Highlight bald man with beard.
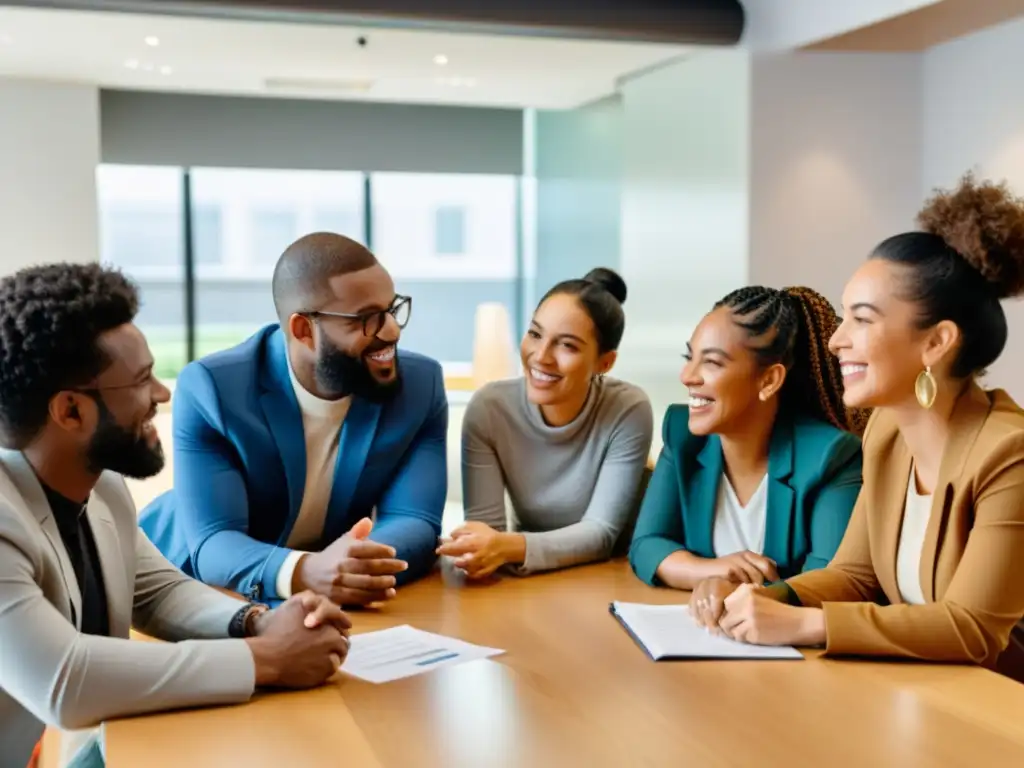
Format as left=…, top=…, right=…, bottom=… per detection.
left=141, top=233, right=448, bottom=608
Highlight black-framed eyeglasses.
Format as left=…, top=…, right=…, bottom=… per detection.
left=303, top=295, right=412, bottom=338
left=71, top=369, right=158, bottom=395
left=73, top=381, right=150, bottom=394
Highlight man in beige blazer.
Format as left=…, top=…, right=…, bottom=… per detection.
left=0, top=263, right=352, bottom=768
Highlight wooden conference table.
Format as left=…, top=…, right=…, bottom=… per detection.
left=106, top=561, right=1024, bottom=767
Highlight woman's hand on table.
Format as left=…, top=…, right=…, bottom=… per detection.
left=711, top=551, right=779, bottom=584
left=689, top=577, right=741, bottom=635
left=436, top=521, right=525, bottom=579
left=718, top=583, right=825, bottom=647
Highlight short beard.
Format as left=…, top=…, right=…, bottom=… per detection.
left=315, top=336, right=402, bottom=403
left=85, top=399, right=165, bottom=479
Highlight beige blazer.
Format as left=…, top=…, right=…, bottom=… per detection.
left=0, top=451, right=256, bottom=768
left=786, top=383, right=1024, bottom=672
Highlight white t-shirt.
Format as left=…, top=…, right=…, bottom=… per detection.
left=274, top=363, right=351, bottom=598
left=712, top=473, right=769, bottom=557
left=896, top=466, right=932, bottom=606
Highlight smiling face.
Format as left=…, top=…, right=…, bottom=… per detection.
left=520, top=292, right=615, bottom=408
left=70, top=323, right=172, bottom=479
left=290, top=263, right=406, bottom=401
left=830, top=258, right=959, bottom=409
left=681, top=306, right=786, bottom=436
left=322, top=264, right=401, bottom=385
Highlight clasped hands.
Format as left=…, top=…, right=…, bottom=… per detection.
left=687, top=552, right=826, bottom=647
left=247, top=590, right=352, bottom=689
left=435, top=521, right=524, bottom=579
left=247, top=517, right=411, bottom=688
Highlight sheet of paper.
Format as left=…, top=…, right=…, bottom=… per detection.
left=342, top=625, right=505, bottom=684
left=612, top=602, right=803, bottom=660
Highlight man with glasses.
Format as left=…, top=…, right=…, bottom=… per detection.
left=0, top=263, right=350, bottom=768
left=141, top=233, right=447, bottom=608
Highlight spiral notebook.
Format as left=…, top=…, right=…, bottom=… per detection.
left=610, top=601, right=803, bottom=661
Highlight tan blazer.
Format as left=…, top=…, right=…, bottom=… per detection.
left=785, top=382, right=1024, bottom=673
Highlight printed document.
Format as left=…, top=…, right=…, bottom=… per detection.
left=342, top=625, right=504, bottom=684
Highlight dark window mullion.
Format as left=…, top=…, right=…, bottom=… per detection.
left=514, top=174, right=525, bottom=339
left=362, top=172, right=373, bottom=249
left=182, top=167, right=197, bottom=363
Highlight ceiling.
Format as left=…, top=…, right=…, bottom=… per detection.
left=0, top=6, right=689, bottom=109
left=805, top=0, right=1024, bottom=51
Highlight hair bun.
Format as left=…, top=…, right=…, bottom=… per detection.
left=583, top=267, right=627, bottom=305
left=917, top=172, right=1024, bottom=299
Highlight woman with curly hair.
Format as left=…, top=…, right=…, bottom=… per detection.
left=629, top=283, right=866, bottom=595
left=700, top=173, right=1024, bottom=681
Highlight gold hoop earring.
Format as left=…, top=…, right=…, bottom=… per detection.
left=915, top=366, right=937, bottom=409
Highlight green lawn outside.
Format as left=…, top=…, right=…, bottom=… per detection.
left=145, top=325, right=257, bottom=380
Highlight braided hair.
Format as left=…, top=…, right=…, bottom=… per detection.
left=714, top=285, right=869, bottom=436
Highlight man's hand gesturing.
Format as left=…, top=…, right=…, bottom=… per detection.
left=293, top=518, right=407, bottom=606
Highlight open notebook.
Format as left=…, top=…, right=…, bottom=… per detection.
left=610, top=601, right=804, bottom=661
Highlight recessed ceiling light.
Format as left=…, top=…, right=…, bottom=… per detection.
left=159, top=65, right=173, bottom=75
left=124, top=58, right=139, bottom=69
left=433, top=54, right=448, bottom=66
left=145, top=36, right=160, bottom=47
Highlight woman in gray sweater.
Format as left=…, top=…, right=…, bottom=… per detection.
left=437, top=268, right=654, bottom=578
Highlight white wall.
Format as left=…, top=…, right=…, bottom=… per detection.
left=923, top=16, right=1024, bottom=400
left=0, top=80, right=100, bottom=273
left=533, top=95, right=623, bottom=303
left=749, top=52, right=922, bottom=307
left=618, top=51, right=751, bottom=428
left=746, top=32, right=1024, bottom=400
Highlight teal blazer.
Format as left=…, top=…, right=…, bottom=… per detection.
left=629, top=405, right=863, bottom=586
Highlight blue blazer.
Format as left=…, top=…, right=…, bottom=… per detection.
left=139, top=325, right=448, bottom=603
left=629, top=405, right=862, bottom=586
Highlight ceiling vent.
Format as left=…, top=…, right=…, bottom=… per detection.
left=263, top=77, right=375, bottom=95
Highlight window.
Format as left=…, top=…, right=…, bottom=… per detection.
left=434, top=206, right=467, bottom=255
left=192, top=204, right=224, bottom=265
left=96, top=165, right=524, bottom=380
left=101, top=203, right=181, bottom=268
left=97, top=165, right=186, bottom=381
left=312, top=208, right=362, bottom=240
left=370, top=173, right=518, bottom=368
left=251, top=209, right=299, bottom=265
left=190, top=168, right=366, bottom=364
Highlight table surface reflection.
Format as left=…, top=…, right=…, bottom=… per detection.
left=106, top=560, right=1024, bottom=767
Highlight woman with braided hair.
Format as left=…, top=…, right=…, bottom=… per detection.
left=704, top=174, right=1024, bottom=681
left=629, top=283, right=865, bottom=603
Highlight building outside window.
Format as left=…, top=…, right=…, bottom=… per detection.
left=434, top=205, right=467, bottom=255
left=97, top=165, right=519, bottom=381
left=97, top=165, right=186, bottom=379
left=370, top=172, right=518, bottom=370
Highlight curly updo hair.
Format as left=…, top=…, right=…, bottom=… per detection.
left=716, top=285, right=869, bottom=436
left=873, top=172, right=1024, bottom=378
left=540, top=267, right=628, bottom=355
left=0, top=262, right=139, bottom=449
